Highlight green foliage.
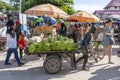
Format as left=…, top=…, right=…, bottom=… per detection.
left=10, top=0, right=20, bottom=11
left=51, top=41, right=64, bottom=51
left=28, top=36, right=78, bottom=54
left=28, top=42, right=38, bottom=53
left=65, top=43, right=78, bottom=51
left=0, top=0, right=15, bottom=12
left=41, top=42, right=51, bottom=52
left=11, top=0, right=19, bottom=2
left=34, top=42, right=43, bottom=53
left=60, top=5, right=75, bottom=15
left=10, top=0, right=75, bottom=15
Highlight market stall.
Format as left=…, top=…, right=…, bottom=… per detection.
left=25, top=3, right=69, bottom=18
left=67, top=11, right=101, bottom=22
left=23, top=4, right=99, bottom=74
left=0, top=14, right=7, bottom=19
left=0, top=27, right=7, bottom=50
left=25, top=3, right=69, bottom=36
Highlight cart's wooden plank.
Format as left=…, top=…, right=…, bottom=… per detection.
left=25, top=49, right=92, bottom=55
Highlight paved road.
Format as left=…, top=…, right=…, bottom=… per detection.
left=0, top=44, right=120, bottom=80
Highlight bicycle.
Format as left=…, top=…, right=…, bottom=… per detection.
left=89, top=40, right=105, bottom=62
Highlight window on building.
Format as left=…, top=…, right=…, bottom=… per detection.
left=115, top=7, right=117, bottom=9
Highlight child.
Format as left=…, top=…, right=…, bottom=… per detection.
left=18, top=32, right=26, bottom=59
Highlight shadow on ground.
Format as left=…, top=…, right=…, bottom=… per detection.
left=89, top=66, right=120, bottom=80
left=0, top=61, right=85, bottom=80
left=0, top=55, right=41, bottom=69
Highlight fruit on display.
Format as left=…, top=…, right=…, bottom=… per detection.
left=27, top=35, right=78, bottom=54
left=41, top=42, right=51, bottom=52
left=28, top=42, right=38, bottom=53
left=48, top=36, right=57, bottom=42
left=28, top=42, right=51, bottom=53
left=51, top=41, right=65, bottom=51
left=65, top=43, right=78, bottom=51
left=34, top=42, right=43, bottom=53
left=34, top=26, right=53, bottom=35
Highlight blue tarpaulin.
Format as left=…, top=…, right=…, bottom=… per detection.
left=43, top=16, right=56, bottom=26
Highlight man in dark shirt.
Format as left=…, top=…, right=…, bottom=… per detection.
left=61, top=23, right=67, bottom=36
left=76, top=27, right=96, bottom=71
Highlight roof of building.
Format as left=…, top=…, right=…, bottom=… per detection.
left=95, top=10, right=120, bottom=15
left=94, top=10, right=106, bottom=15
left=104, top=0, right=120, bottom=9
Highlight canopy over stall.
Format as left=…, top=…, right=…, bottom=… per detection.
left=0, top=14, right=7, bottom=19
left=67, top=11, right=101, bottom=22
left=25, top=3, right=69, bottom=18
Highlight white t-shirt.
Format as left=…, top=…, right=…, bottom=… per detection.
left=6, top=33, right=17, bottom=48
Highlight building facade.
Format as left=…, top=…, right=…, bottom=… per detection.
left=94, top=0, right=120, bottom=20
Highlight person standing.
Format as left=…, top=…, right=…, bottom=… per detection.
left=61, top=23, right=67, bottom=36
left=101, top=19, right=114, bottom=64
left=73, top=24, right=78, bottom=43
left=5, top=21, right=24, bottom=66
left=77, top=23, right=84, bottom=43
left=85, top=23, right=91, bottom=33
left=15, top=20, right=25, bottom=60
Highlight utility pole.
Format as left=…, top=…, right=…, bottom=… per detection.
left=19, top=0, right=22, bottom=13
left=19, top=0, right=22, bottom=24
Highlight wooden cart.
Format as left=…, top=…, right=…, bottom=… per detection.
left=25, top=50, right=92, bottom=74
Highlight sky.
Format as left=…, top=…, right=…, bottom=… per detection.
left=73, top=0, right=111, bottom=13
left=3, top=0, right=112, bottom=13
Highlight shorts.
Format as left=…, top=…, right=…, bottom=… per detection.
left=80, top=45, right=88, bottom=55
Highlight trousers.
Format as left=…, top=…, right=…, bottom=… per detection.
left=5, top=48, right=21, bottom=65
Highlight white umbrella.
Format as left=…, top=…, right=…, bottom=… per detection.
left=25, top=4, right=69, bottom=18
left=27, top=15, right=38, bottom=18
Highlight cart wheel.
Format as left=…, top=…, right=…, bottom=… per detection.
left=43, top=55, right=62, bottom=74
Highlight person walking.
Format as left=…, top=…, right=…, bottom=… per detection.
left=101, top=19, right=114, bottom=64
left=5, top=21, right=24, bottom=66
left=76, top=27, right=96, bottom=71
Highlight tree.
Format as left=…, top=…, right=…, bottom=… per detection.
left=11, top=0, right=75, bottom=15
left=10, top=0, right=19, bottom=11
left=0, top=0, right=15, bottom=12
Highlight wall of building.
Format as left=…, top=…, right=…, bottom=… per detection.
left=107, top=6, right=120, bottom=10
left=94, top=0, right=120, bottom=20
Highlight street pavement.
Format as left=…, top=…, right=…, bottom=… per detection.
left=0, top=44, right=120, bottom=80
